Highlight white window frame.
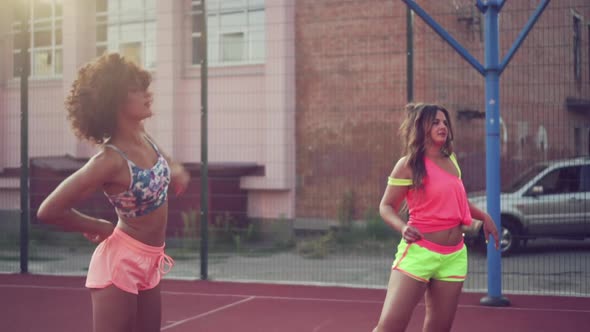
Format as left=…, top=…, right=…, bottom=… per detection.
left=572, top=10, right=582, bottom=84
left=95, top=0, right=156, bottom=69
left=12, top=0, right=63, bottom=79
left=96, top=4, right=108, bottom=57
left=190, top=0, right=265, bottom=67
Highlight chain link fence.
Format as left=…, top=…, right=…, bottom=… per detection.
left=0, top=0, right=589, bottom=296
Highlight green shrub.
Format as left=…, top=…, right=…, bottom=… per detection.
left=296, top=232, right=334, bottom=259
left=364, top=208, right=398, bottom=241
left=337, top=190, right=356, bottom=231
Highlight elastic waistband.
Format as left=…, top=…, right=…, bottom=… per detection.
left=111, top=228, right=165, bottom=255
left=414, top=238, right=464, bottom=255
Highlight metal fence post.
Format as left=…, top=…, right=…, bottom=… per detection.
left=18, top=0, right=31, bottom=275
left=200, top=0, right=209, bottom=280
left=480, top=0, right=509, bottom=306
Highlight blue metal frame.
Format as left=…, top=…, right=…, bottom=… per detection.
left=401, top=0, right=550, bottom=306
left=481, top=4, right=503, bottom=304
left=402, top=1, right=484, bottom=76
left=476, top=0, right=486, bottom=13
left=500, top=0, right=551, bottom=74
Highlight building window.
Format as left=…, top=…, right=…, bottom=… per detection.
left=12, top=0, right=63, bottom=78
left=96, top=0, right=156, bottom=68
left=573, top=13, right=581, bottom=83
left=190, top=0, right=265, bottom=66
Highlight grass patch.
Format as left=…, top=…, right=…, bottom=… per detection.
left=295, top=208, right=401, bottom=259
left=297, top=232, right=334, bottom=259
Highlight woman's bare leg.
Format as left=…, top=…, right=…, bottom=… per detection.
left=91, top=285, right=137, bottom=332
left=373, top=270, right=427, bottom=332
left=136, top=284, right=162, bottom=332
left=422, top=280, right=463, bottom=332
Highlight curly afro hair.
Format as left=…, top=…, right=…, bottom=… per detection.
left=65, top=53, right=151, bottom=144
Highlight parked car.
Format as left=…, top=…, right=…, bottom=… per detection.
left=466, top=157, right=590, bottom=255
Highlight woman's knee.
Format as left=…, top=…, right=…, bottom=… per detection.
left=93, top=308, right=136, bottom=332
left=423, top=309, right=455, bottom=332
left=374, top=315, right=411, bottom=332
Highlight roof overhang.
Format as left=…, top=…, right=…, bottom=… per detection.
left=566, top=97, right=590, bottom=112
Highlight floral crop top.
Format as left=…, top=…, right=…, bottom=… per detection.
left=103, top=137, right=170, bottom=218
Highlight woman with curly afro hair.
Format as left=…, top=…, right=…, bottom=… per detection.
left=37, top=53, right=190, bottom=332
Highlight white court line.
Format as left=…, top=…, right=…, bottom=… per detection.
left=312, top=319, right=333, bottom=332
left=442, top=303, right=590, bottom=314
left=2, top=283, right=590, bottom=314
left=0, top=284, right=84, bottom=291
left=161, top=291, right=590, bottom=313
left=162, top=290, right=383, bottom=304
left=160, top=296, right=255, bottom=331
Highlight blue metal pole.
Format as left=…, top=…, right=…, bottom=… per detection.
left=480, top=2, right=510, bottom=307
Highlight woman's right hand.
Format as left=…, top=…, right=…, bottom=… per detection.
left=401, top=225, right=423, bottom=243
left=84, top=219, right=114, bottom=244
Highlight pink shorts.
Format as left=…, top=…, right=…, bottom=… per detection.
left=86, top=228, right=174, bottom=294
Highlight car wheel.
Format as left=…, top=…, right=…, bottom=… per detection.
left=500, top=220, right=520, bottom=256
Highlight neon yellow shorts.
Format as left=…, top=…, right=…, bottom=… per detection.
left=392, top=239, right=467, bottom=283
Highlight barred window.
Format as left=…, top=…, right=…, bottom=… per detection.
left=12, top=0, right=63, bottom=78
left=95, top=0, right=156, bottom=68
left=573, top=13, right=581, bottom=83
left=190, top=0, right=265, bottom=66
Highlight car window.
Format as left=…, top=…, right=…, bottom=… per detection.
left=534, top=166, right=581, bottom=194
left=503, top=164, right=548, bottom=193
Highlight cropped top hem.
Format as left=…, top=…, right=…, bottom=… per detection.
left=408, top=218, right=471, bottom=234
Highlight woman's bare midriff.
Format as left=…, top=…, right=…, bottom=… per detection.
left=116, top=203, right=169, bottom=246
left=421, top=225, right=463, bottom=246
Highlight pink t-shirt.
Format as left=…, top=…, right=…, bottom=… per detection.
left=406, top=157, right=472, bottom=233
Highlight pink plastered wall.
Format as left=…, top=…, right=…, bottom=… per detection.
left=1, top=81, right=69, bottom=167
left=0, top=0, right=296, bottom=220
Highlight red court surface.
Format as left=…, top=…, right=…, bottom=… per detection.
left=1, top=273, right=589, bottom=332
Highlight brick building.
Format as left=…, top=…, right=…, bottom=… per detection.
left=295, top=0, right=590, bottom=220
